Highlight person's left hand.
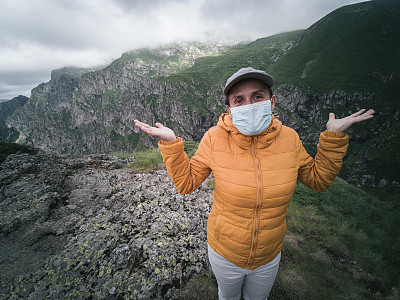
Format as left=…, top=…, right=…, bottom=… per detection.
left=134, top=120, right=177, bottom=142
left=326, top=109, right=375, bottom=132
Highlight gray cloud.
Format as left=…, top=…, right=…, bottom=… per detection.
left=0, top=0, right=367, bottom=99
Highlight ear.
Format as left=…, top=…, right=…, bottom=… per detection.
left=271, top=95, right=276, bottom=111
left=226, top=105, right=232, bottom=115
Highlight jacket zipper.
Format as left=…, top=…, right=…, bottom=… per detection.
left=246, top=137, right=262, bottom=269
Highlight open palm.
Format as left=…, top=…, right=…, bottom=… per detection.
left=326, top=109, right=375, bottom=132
left=134, top=120, right=177, bottom=142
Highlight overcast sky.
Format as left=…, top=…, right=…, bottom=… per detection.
left=0, top=0, right=367, bottom=99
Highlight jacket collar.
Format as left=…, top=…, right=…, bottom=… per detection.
left=217, top=113, right=282, bottom=150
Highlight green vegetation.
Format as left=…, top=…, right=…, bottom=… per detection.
left=178, top=179, right=400, bottom=299
left=0, top=96, right=29, bottom=143
left=270, top=181, right=400, bottom=299
left=126, top=148, right=164, bottom=172
left=183, top=141, right=199, bottom=158
left=109, top=130, right=141, bottom=150
left=163, top=31, right=304, bottom=92
left=110, top=48, right=167, bottom=68
left=177, top=269, right=218, bottom=299
left=270, top=0, right=400, bottom=94
left=204, top=178, right=215, bottom=190
left=111, top=141, right=200, bottom=172
left=0, top=142, right=38, bottom=164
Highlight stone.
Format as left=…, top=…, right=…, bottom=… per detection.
left=111, top=244, right=131, bottom=269
left=0, top=151, right=214, bottom=299
left=378, top=178, right=388, bottom=187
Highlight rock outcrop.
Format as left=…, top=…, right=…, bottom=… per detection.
left=0, top=151, right=215, bottom=299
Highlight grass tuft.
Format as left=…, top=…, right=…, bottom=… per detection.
left=126, top=148, right=164, bottom=172
left=111, top=141, right=200, bottom=172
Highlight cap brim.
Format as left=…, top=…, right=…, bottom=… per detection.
left=223, top=72, right=274, bottom=95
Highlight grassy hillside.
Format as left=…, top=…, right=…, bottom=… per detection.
left=162, top=0, right=400, bottom=104
left=269, top=0, right=400, bottom=93
left=183, top=180, right=400, bottom=299
left=273, top=181, right=400, bottom=299
left=108, top=42, right=239, bottom=77
left=158, top=30, right=304, bottom=122
left=269, top=0, right=400, bottom=184
left=163, top=30, right=304, bottom=92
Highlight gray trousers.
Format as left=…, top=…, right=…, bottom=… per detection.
left=208, top=244, right=281, bottom=300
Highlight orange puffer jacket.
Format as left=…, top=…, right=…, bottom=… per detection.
left=158, top=113, right=349, bottom=270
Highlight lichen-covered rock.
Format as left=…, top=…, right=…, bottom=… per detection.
left=0, top=151, right=215, bottom=299
left=0, top=151, right=67, bottom=234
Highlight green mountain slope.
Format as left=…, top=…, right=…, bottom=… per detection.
left=270, top=0, right=400, bottom=93
left=267, top=0, right=400, bottom=185
left=157, top=30, right=304, bottom=121
left=164, top=30, right=304, bottom=91
left=161, top=0, right=400, bottom=186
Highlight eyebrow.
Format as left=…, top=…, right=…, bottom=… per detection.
left=232, top=89, right=267, bottom=99
left=252, top=90, right=267, bottom=95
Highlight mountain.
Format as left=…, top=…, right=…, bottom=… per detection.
left=6, top=42, right=239, bottom=154
left=0, top=95, right=29, bottom=142
left=6, top=0, right=400, bottom=186
left=269, top=0, right=400, bottom=185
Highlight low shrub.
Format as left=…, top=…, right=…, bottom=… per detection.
left=0, top=142, right=38, bottom=164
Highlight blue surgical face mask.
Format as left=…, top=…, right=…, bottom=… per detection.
left=230, top=100, right=272, bottom=136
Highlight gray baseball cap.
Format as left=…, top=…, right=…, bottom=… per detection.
left=223, top=67, right=274, bottom=95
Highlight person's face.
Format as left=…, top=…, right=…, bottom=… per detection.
left=226, top=79, right=276, bottom=115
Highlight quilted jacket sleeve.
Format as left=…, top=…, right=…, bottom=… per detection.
left=297, top=130, right=349, bottom=192
left=158, top=132, right=212, bottom=194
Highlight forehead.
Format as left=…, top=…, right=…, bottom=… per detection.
left=228, top=79, right=269, bottom=97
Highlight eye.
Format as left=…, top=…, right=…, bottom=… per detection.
left=234, top=99, right=244, bottom=105
left=254, top=95, right=264, bottom=101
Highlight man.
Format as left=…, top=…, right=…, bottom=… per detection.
left=134, top=67, right=374, bottom=300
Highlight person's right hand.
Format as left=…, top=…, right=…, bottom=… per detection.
left=134, top=120, right=177, bottom=142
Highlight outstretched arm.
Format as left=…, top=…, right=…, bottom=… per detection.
left=134, top=119, right=211, bottom=194
left=298, top=108, right=374, bottom=191
left=326, top=109, right=375, bottom=132
left=134, top=120, right=177, bottom=142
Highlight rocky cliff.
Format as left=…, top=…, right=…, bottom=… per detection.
left=6, top=43, right=235, bottom=155
left=0, top=95, right=28, bottom=142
